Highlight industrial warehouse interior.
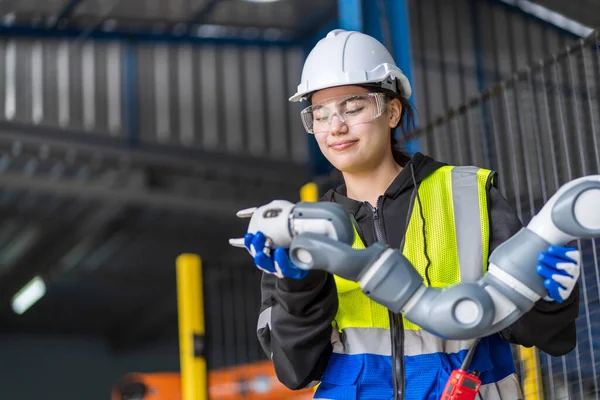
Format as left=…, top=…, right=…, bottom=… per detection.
left=0, top=0, right=598, bottom=399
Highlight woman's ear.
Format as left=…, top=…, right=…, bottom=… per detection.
left=388, top=98, right=402, bottom=129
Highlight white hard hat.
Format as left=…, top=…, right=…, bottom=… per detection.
left=289, top=29, right=412, bottom=102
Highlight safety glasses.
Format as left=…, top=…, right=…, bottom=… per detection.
left=300, top=92, right=387, bottom=134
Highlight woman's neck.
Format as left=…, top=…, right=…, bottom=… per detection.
left=343, top=158, right=403, bottom=207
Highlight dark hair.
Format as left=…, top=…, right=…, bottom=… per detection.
left=390, top=96, right=416, bottom=166
left=355, top=84, right=416, bottom=165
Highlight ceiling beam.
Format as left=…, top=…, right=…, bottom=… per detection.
left=188, top=0, right=223, bottom=25
left=0, top=21, right=295, bottom=47
left=0, top=122, right=308, bottom=185
left=51, top=0, right=88, bottom=28
left=0, top=169, right=244, bottom=216
left=492, top=0, right=594, bottom=38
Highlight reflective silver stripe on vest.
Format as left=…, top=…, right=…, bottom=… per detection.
left=333, top=327, right=392, bottom=355
left=257, top=307, right=271, bottom=331
left=451, top=166, right=485, bottom=282
left=334, top=327, right=476, bottom=357
left=403, top=329, right=477, bottom=357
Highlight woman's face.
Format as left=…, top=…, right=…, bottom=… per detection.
left=309, top=85, right=401, bottom=174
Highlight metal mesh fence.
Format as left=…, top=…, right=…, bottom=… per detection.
left=416, top=31, right=600, bottom=399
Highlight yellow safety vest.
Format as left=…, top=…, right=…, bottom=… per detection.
left=314, top=165, right=523, bottom=399
left=333, top=165, right=493, bottom=331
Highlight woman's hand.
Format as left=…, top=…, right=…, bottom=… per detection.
left=244, top=231, right=309, bottom=280
left=536, top=245, right=581, bottom=303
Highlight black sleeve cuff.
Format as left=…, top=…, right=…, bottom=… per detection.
left=277, top=270, right=329, bottom=292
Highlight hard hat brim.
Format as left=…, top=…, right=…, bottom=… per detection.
left=289, top=73, right=412, bottom=103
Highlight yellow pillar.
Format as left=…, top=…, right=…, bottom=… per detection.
left=300, top=182, right=319, bottom=202
left=519, top=346, right=544, bottom=399
left=176, top=253, right=207, bottom=400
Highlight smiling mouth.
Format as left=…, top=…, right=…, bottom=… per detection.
left=330, top=140, right=358, bottom=151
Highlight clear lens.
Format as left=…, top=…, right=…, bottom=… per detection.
left=300, top=92, right=387, bottom=134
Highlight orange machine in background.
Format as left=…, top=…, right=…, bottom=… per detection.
left=208, top=360, right=314, bottom=399
left=111, top=360, right=314, bottom=400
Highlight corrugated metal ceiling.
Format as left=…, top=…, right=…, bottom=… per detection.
left=5, top=0, right=337, bottom=40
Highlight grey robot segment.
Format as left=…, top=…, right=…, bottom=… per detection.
left=289, top=233, right=386, bottom=282
left=359, top=249, right=425, bottom=313
left=481, top=272, right=535, bottom=313
left=293, top=202, right=355, bottom=245
left=488, top=228, right=550, bottom=297
left=402, top=283, right=496, bottom=340
left=552, top=183, right=600, bottom=238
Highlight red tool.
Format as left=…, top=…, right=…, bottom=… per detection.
left=440, top=369, right=481, bottom=400
left=440, top=338, right=482, bottom=400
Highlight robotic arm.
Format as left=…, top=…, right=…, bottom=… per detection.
left=231, top=176, right=600, bottom=340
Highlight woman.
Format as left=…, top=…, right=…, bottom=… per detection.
left=242, top=29, right=580, bottom=399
